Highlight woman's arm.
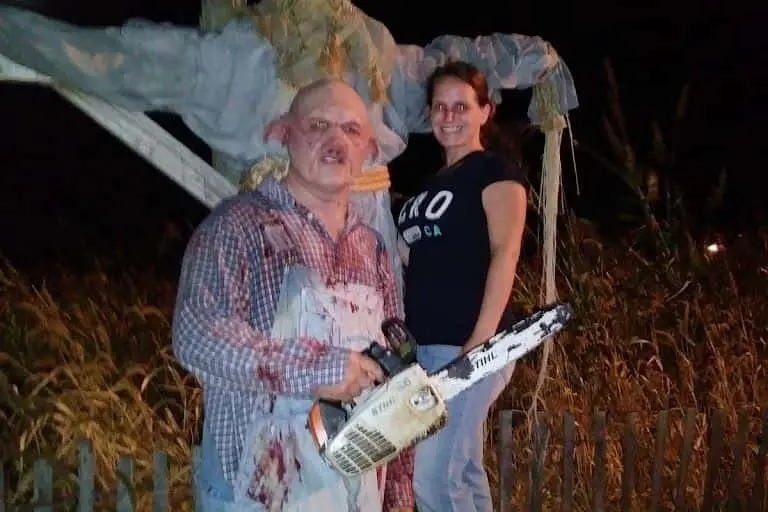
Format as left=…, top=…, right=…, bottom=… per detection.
left=464, top=181, right=527, bottom=351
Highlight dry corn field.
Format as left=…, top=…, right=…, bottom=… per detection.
left=1, top=220, right=766, bottom=511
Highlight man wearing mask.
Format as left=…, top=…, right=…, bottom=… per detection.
left=172, top=78, right=413, bottom=511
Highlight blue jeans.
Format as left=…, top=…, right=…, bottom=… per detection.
left=194, top=420, right=236, bottom=511
left=414, top=344, right=513, bottom=512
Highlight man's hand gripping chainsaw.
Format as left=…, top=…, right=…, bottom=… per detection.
left=306, top=302, right=574, bottom=478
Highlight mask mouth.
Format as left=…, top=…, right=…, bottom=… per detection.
left=319, top=142, right=349, bottom=165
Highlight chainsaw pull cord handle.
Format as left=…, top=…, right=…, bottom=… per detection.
left=359, top=318, right=418, bottom=383
left=381, top=318, right=418, bottom=365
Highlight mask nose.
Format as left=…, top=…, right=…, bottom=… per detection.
left=325, top=143, right=344, bottom=159
left=321, top=137, right=349, bottom=162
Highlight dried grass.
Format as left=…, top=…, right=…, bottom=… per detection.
left=485, top=222, right=768, bottom=510
left=1, top=221, right=766, bottom=510
left=0, top=265, right=201, bottom=510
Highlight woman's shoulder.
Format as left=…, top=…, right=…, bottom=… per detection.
left=448, top=150, right=505, bottom=176
left=474, top=149, right=515, bottom=168
left=471, top=150, right=527, bottom=187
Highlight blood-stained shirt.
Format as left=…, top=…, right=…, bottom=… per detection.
left=172, top=176, right=413, bottom=509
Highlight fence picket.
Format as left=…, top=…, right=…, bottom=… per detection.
left=527, top=414, right=548, bottom=512
left=620, top=413, right=636, bottom=512
left=78, top=440, right=95, bottom=512
left=153, top=450, right=169, bottom=512
left=591, top=410, right=606, bottom=512
left=650, top=409, right=669, bottom=510
left=748, top=409, right=768, bottom=511
left=560, top=411, right=575, bottom=512
left=33, top=459, right=53, bottom=512
left=702, top=409, right=726, bottom=511
left=116, top=456, right=135, bottom=512
left=674, top=407, right=698, bottom=510
left=726, top=407, right=750, bottom=511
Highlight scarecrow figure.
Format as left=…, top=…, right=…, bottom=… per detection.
left=0, top=1, right=578, bottom=508
left=0, top=0, right=578, bottom=312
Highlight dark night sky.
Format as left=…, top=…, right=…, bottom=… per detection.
left=0, top=0, right=764, bottom=271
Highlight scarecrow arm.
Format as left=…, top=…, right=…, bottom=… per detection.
left=0, top=5, right=280, bottom=164
left=392, top=33, right=579, bottom=133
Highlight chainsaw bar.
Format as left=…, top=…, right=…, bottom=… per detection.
left=307, top=301, right=573, bottom=479
left=428, top=302, right=573, bottom=402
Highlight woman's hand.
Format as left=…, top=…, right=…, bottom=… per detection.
left=461, top=333, right=488, bottom=354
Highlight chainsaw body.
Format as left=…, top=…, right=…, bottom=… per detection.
left=306, top=302, right=573, bottom=478
left=307, top=318, right=448, bottom=478
left=308, top=363, right=448, bottom=478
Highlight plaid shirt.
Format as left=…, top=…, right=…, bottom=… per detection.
left=172, top=176, right=413, bottom=509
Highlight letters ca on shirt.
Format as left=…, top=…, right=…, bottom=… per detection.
left=397, top=189, right=454, bottom=245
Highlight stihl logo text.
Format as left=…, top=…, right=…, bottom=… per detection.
left=473, top=352, right=497, bottom=369
left=371, top=396, right=396, bottom=416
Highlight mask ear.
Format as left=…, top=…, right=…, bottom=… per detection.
left=263, top=115, right=291, bottom=145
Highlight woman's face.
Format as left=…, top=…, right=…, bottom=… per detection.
left=429, top=76, right=491, bottom=151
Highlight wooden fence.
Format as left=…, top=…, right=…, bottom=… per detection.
left=496, top=407, right=767, bottom=512
left=2, top=407, right=767, bottom=511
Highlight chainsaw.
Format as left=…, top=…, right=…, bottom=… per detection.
left=306, top=301, right=573, bottom=478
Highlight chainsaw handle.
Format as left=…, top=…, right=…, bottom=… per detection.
left=380, top=318, right=417, bottom=365
left=361, top=342, right=407, bottom=379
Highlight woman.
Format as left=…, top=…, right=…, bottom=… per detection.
left=395, top=61, right=528, bottom=512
